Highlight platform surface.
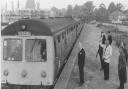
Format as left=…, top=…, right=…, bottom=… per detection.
left=67, top=24, right=128, bottom=89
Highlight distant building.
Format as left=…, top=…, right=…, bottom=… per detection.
left=1, top=10, right=21, bottom=23
left=109, top=10, right=126, bottom=23
left=124, top=10, right=128, bottom=20
left=1, top=0, right=51, bottom=24
left=1, top=9, right=48, bottom=23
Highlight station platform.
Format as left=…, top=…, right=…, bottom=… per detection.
left=66, top=24, right=128, bottom=89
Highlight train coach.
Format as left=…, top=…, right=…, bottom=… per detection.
left=1, top=17, right=84, bottom=88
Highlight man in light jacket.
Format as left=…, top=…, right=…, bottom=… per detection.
left=100, top=39, right=112, bottom=80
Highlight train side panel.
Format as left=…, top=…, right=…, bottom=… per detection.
left=53, top=21, right=85, bottom=78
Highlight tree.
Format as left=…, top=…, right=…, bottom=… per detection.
left=116, top=3, right=124, bottom=11
left=51, top=7, right=60, bottom=17
left=99, top=3, right=106, bottom=8
left=108, top=2, right=116, bottom=13
left=95, top=3, right=109, bottom=22
left=65, top=5, right=73, bottom=17
left=82, top=1, right=95, bottom=21
left=93, top=8, right=99, bottom=20
left=61, top=8, right=66, bottom=16
left=72, top=5, right=81, bottom=18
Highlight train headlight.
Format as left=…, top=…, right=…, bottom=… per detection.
left=21, top=70, right=27, bottom=78
left=41, top=71, right=46, bottom=78
left=3, top=70, right=9, bottom=76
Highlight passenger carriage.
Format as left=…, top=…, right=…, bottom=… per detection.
left=1, top=17, right=84, bottom=88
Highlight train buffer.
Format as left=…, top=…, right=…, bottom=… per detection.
left=54, top=36, right=80, bottom=89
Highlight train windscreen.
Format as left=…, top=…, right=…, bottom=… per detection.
left=3, top=39, right=22, bottom=61
left=25, top=39, right=47, bottom=62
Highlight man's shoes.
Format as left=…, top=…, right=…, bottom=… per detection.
left=78, top=83, right=83, bottom=86
left=117, top=87, right=121, bottom=89
left=117, top=86, right=124, bottom=89
left=104, top=77, right=109, bottom=80
left=78, top=82, right=84, bottom=86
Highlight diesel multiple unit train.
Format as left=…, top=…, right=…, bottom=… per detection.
left=1, top=17, right=85, bottom=88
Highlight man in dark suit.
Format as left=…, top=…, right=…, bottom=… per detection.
left=78, top=42, right=86, bottom=85
left=107, top=31, right=112, bottom=45
left=122, top=42, right=128, bottom=62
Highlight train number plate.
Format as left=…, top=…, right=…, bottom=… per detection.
left=18, top=31, right=31, bottom=36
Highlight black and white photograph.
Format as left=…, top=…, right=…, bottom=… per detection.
left=1, top=0, right=128, bottom=89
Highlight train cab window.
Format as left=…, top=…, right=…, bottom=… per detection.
left=25, top=39, right=47, bottom=62
left=3, top=39, right=22, bottom=61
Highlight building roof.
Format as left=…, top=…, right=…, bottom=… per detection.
left=124, top=10, right=128, bottom=16
left=111, top=10, right=125, bottom=16
left=1, top=17, right=77, bottom=36
left=109, top=10, right=126, bottom=21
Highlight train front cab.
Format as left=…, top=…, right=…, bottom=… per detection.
left=1, top=34, right=55, bottom=87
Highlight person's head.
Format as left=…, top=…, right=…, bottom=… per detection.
left=107, top=31, right=111, bottom=35
left=101, top=32, right=103, bottom=37
left=108, top=31, right=110, bottom=34
left=103, top=32, right=107, bottom=37
left=78, top=42, right=83, bottom=50
left=119, top=46, right=122, bottom=52
left=121, top=41, right=126, bottom=48
left=119, top=46, right=124, bottom=55
left=116, top=40, right=121, bottom=48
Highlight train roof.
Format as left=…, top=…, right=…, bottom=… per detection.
left=1, top=17, right=78, bottom=36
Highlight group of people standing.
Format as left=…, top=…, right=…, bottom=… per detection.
left=77, top=30, right=127, bottom=89
left=96, top=31, right=112, bottom=81
left=96, top=31, right=127, bottom=89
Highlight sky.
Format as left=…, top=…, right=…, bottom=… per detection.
left=1, top=0, right=128, bottom=10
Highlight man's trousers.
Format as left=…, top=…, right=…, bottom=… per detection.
left=103, top=62, right=109, bottom=80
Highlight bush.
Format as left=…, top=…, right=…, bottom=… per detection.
left=96, top=23, right=103, bottom=27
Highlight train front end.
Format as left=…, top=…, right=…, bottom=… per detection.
left=1, top=21, right=55, bottom=87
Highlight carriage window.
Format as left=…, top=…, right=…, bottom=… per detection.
left=3, top=39, right=22, bottom=61
left=62, top=32, right=64, bottom=39
left=58, top=35, right=60, bottom=43
left=25, top=39, right=47, bottom=62
left=67, top=29, right=69, bottom=35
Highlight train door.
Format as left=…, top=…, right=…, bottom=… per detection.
left=74, top=25, right=77, bottom=41
left=54, top=40, right=59, bottom=77
left=64, top=31, right=68, bottom=57
left=67, top=28, right=71, bottom=52
left=65, top=29, right=69, bottom=55
left=54, top=35, right=62, bottom=71
left=69, top=28, right=72, bottom=48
